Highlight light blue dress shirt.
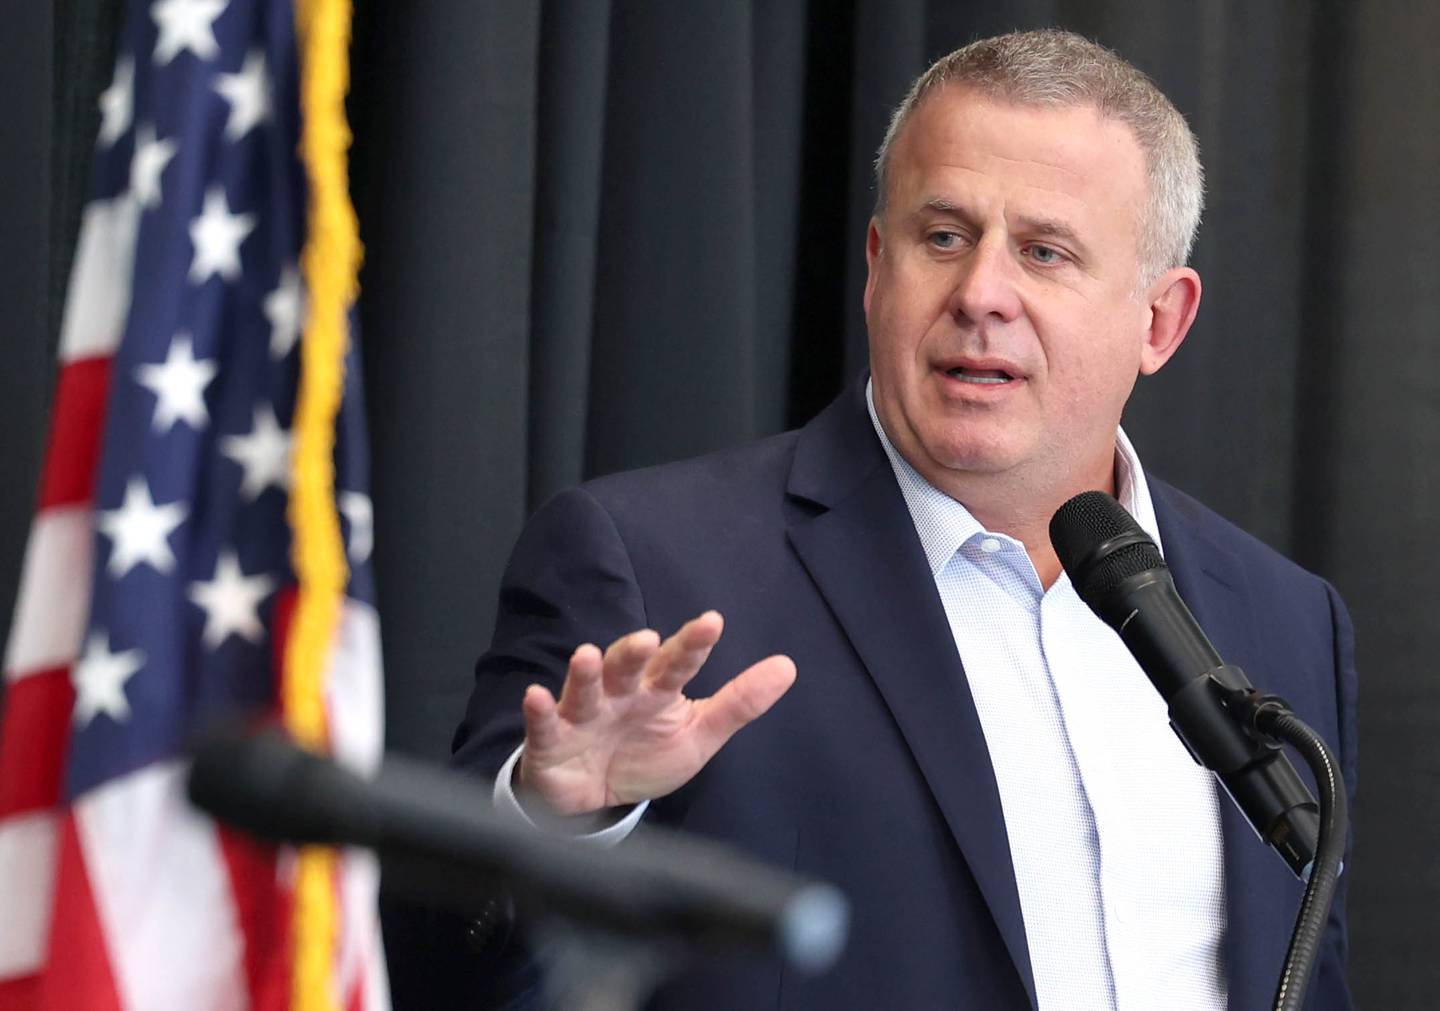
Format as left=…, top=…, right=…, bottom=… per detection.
left=866, top=383, right=1226, bottom=1009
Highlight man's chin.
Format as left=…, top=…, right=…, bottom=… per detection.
left=917, top=436, right=1029, bottom=482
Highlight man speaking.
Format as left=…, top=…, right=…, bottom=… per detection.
left=453, top=29, right=1356, bottom=1010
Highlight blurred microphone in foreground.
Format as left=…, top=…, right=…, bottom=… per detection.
left=187, top=727, right=848, bottom=1009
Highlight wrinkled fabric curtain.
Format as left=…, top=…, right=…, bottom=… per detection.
left=352, top=5, right=1440, bottom=1004
left=6, top=1, right=1437, bottom=1006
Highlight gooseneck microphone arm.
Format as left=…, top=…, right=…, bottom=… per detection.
left=1049, top=491, right=1349, bottom=1011
left=1247, top=701, right=1349, bottom=1011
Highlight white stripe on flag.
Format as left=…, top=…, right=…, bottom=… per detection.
left=76, top=762, right=247, bottom=1011
left=326, top=598, right=384, bottom=777
left=337, top=848, right=389, bottom=1011
left=326, top=600, right=388, bottom=1007
left=0, top=811, right=60, bottom=977
left=360, top=919, right=392, bottom=1011
left=4, top=506, right=95, bottom=682
left=57, top=196, right=140, bottom=364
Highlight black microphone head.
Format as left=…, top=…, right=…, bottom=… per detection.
left=187, top=726, right=372, bottom=845
left=1050, top=491, right=1166, bottom=615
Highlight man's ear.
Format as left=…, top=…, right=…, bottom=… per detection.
left=1139, top=267, right=1202, bottom=376
left=863, top=217, right=883, bottom=314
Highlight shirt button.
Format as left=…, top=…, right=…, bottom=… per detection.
left=980, top=537, right=1002, bottom=553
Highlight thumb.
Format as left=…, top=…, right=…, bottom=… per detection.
left=692, top=655, right=796, bottom=755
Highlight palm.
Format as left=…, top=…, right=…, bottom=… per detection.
left=518, top=612, right=796, bottom=816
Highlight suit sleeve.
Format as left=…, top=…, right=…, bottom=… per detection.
left=451, top=485, right=650, bottom=782
left=440, top=488, right=652, bottom=1002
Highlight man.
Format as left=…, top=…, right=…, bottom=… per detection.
left=453, top=29, right=1356, bottom=1010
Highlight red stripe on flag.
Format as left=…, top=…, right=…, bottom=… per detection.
left=0, top=976, right=41, bottom=1011
left=0, top=668, right=75, bottom=817
left=270, top=585, right=297, bottom=695
left=217, top=827, right=293, bottom=1011
left=38, top=356, right=111, bottom=510
left=34, top=814, right=122, bottom=1011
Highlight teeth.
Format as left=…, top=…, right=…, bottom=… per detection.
left=947, top=368, right=1011, bottom=385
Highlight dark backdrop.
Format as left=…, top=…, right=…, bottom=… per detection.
left=4, top=2, right=1437, bottom=1007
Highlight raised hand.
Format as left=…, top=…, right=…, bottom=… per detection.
left=516, top=611, right=796, bottom=816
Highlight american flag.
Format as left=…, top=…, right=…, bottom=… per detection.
left=0, top=0, right=387, bottom=1008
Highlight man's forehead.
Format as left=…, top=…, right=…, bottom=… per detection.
left=909, top=84, right=1116, bottom=138
left=907, top=89, right=1135, bottom=166
left=890, top=88, right=1147, bottom=219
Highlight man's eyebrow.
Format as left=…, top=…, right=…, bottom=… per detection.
left=919, top=197, right=965, bottom=215
left=1011, top=214, right=1083, bottom=244
left=916, top=200, right=1084, bottom=245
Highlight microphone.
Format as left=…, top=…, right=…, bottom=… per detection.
left=187, top=728, right=848, bottom=972
left=1049, top=491, right=1321, bottom=879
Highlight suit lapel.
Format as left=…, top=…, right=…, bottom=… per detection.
left=1151, top=482, right=1301, bottom=1011
left=786, top=388, right=1037, bottom=1007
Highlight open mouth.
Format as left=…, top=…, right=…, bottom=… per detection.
left=945, top=366, right=1015, bottom=385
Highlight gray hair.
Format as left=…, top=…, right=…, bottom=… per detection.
left=873, top=29, right=1203, bottom=286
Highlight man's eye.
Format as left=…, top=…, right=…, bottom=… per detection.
left=928, top=231, right=961, bottom=250
left=1025, top=244, right=1063, bottom=265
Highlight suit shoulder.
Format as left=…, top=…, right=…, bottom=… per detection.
left=574, top=428, right=802, bottom=517
left=1150, top=477, right=1331, bottom=592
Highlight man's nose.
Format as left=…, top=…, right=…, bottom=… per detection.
left=947, top=238, right=1023, bottom=324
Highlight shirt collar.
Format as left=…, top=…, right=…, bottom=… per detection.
left=864, top=379, right=1164, bottom=576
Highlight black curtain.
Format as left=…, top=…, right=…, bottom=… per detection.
left=5, top=1, right=1438, bottom=1007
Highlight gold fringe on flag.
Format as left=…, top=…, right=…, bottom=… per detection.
left=287, top=0, right=364, bottom=1008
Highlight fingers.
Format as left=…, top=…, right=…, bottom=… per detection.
left=601, top=628, right=661, bottom=695
left=556, top=643, right=604, bottom=722
left=541, top=609, right=727, bottom=737
left=644, top=611, right=725, bottom=692
left=693, top=654, right=797, bottom=750
left=520, top=683, right=562, bottom=752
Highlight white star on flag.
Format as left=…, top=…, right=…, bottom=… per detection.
left=135, top=333, right=218, bottom=431
left=187, top=551, right=276, bottom=648
left=221, top=405, right=292, bottom=500
left=96, top=476, right=189, bottom=577
left=98, top=56, right=135, bottom=146
left=130, top=123, right=179, bottom=209
left=72, top=631, right=146, bottom=726
left=151, top=0, right=226, bottom=65
left=339, top=491, right=374, bottom=565
left=264, top=266, right=304, bottom=359
left=214, top=50, right=271, bottom=140
left=188, top=185, right=255, bottom=283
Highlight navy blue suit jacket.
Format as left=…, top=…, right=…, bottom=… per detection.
left=453, top=382, right=1358, bottom=1009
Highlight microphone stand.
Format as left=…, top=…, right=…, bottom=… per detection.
left=1223, top=689, right=1349, bottom=1011
left=532, top=921, right=679, bottom=1011
left=1049, top=490, right=1350, bottom=1011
